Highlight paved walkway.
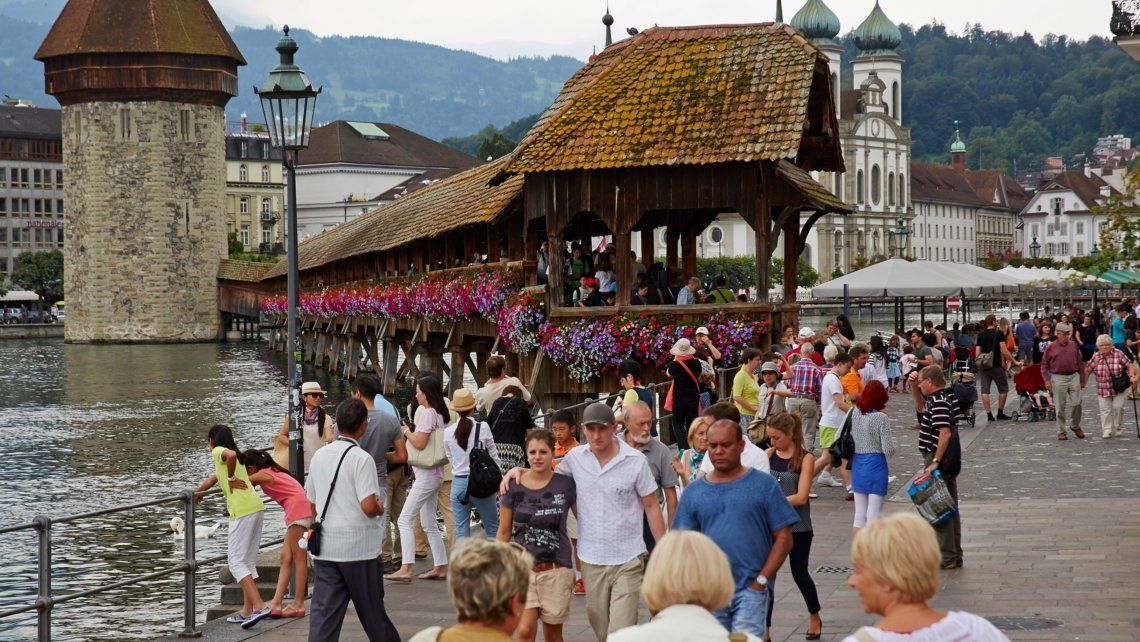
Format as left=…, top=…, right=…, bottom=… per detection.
left=193, top=383, right=1140, bottom=641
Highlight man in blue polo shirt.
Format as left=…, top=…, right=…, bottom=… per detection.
left=673, top=419, right=797, bottom=639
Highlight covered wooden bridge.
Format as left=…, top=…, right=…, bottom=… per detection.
left=217, top=21, right=850, bottom=409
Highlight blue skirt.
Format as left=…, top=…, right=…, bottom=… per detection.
left=887, top=363, right=901, bottom=379
left=851, top=453, right=889, bottom=495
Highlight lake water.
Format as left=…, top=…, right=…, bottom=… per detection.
left=0, top=339, right=364, bottom=641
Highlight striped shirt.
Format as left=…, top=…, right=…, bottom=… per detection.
left=787, top=359, right=823, bottom=400
left=918, top=389, right=956, bottom=454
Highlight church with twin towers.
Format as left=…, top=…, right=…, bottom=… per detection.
left=690, top=0, right=917, bottom=280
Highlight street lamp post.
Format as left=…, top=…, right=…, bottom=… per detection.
left=889, top=215, right=911, bottom=258
left=256, top=26, right=321, bottom=484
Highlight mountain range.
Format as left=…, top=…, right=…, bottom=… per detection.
left=0, top=4, right=582, bottom=141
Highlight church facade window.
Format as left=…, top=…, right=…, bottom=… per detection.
left=871, top=165, right=881, bottom=205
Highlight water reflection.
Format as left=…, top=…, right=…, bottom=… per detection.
left=0, top=339, right=338, bottom=641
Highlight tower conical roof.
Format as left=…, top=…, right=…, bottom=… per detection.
left=853, top=0, right=902, bottom=56
left=35, top=0, right=245, bottom=64
left=790, top=0, right=840, bottom=43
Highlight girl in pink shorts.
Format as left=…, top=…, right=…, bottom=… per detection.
left=242, top=450, right=314, bottom=619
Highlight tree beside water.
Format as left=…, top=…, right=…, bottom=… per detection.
left=11, top=249, right=63, bottom=309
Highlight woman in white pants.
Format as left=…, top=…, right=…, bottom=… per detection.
left=1084, top=335, right=1135, bottom=439
left=849, top=381, right=895, bottom=535
left=385, top=374, right=451, bottom=582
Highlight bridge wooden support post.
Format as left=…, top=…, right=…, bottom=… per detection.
left=381, top=337, right=400, bottom=395
left=314, top=332, right=328, bottom=368
left=449, top=346, right=468, bottom=395
left=344, top=334, right=361, bottom=380
left=327, top=333, right=341, bottom=374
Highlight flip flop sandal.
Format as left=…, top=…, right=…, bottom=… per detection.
left=384, top=574, right=413, bottom=584
left=418, top=572, right=447, bottom=581
left=280, top=608, right=306, bottom=618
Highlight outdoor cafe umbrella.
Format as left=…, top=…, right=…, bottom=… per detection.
left=811, top=259, right=1017, bottom=298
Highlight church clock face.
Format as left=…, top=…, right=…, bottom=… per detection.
left=870, top=120, right=881, bottom=137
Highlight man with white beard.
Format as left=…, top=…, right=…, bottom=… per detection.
left=619, top=402, right=678, bottom=554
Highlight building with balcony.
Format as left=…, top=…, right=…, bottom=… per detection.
left=225, top=117, right=284, bottom=255
left=1019, top=170, right=1121, bottom=263
left=0, top=100, right=64, bottom=284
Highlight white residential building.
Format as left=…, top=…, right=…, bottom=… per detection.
left=294, top=121, right=479, bottom=239
left=1019, top=170, right=1121, bottom=263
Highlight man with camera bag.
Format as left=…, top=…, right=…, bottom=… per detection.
left=306, top=398, right=400, bottom=641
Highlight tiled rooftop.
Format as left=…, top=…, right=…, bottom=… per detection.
left=505, top=23, right=824, bottom=174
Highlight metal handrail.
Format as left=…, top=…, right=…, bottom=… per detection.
left=0, top=486, right=285, bottom=640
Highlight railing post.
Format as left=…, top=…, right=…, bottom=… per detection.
left=179, top=490, right=202, bottom=638
left=34, top=516, right=51, bottom=642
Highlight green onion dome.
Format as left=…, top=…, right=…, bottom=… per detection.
left=789, top=0, right=840, bottom=42
left=853, top=0, right=902, bottom=55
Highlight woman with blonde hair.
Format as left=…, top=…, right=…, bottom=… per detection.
left=671, top=417, right=709, bottom=487
left=609, top=530, right=761, bottom=642
left=409, top=538, right=534, bottom=642
left=843, top=513, right=1008, bottom=642
left=764, top=412, right=822, bottom=640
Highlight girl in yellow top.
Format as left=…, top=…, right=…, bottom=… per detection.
left=196, top=425, right=271, bottom=629
left=732, top=348, right=764, bottom=428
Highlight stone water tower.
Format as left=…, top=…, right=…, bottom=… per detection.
left=35, top=0, right=245, bottom=342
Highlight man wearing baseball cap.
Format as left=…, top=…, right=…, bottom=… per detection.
left=500, top=402, right=665, bottom=641
left=786, top=327, right=825, bottom=367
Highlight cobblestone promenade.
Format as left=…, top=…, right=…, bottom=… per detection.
left=206, top=383, right=1140, bottom=642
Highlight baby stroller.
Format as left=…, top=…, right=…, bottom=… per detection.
left=1010, top=363, right=1056, bottom=422
left=949, top=369, right=977, bottom=427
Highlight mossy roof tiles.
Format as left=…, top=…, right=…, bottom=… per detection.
left=217, top=259, right=273, bottom=282
left=505, top=23, right=823, bottom=174
left=263, top=157, right=522, bottom=280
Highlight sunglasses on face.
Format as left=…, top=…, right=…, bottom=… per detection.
left=305, top=393, right=325, bottom=398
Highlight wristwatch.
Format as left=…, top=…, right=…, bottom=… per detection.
left=755, top=575, right=768, bottom=590
left=932, top=459, right=940, bottom=465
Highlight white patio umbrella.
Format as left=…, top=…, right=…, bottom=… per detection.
left=811, top=259, right=1014, bottom=298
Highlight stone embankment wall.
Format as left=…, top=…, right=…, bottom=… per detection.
left=63, top=101, right=225, bottom=343
left=0, top=324, right=65, bottom=339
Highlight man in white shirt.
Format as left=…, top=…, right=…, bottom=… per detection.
left=814, top=353, right=853, bottom=492
left=501, top=402, right=665, bottom=641
left=699, top=402, right=770, bottom=475
left=306, top=398, right=400, bottom=642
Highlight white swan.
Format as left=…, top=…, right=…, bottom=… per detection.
left=170, top=516, right=222, bottom=539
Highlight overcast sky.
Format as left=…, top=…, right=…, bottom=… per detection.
left=214, top=0, right=1115, bottom=60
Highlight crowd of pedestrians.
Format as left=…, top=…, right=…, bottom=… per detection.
left=193, top=297, right=1140, bottom=639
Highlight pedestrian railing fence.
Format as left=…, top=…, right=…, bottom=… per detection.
left=0, top=487, right=283, bottom=641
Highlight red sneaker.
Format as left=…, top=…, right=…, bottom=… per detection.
left=573, top=579, right=586, bottom=595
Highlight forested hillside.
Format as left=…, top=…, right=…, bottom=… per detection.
left=447, top=25, right=1140, bottom=174
left=850, top=23, right=1140, bottom=172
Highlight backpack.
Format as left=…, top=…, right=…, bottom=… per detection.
left=461, top=420, right=503, bottom=503
left=828, top=408, right=857, bottom=465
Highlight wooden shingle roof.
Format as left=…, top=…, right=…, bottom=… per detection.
left=218, top=259, right=274, bottom=282
left=504, top=23, right=825, bottom=174
left=35, top=0, right=245, bottom=64
left=264, top=157, right=522, bottom=280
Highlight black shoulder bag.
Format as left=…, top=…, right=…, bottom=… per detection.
left=829, top=407, right=857, bottom=467
left=462, top=420, right=504, bottom=503
left=306, top=444, right=356, bottom=557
